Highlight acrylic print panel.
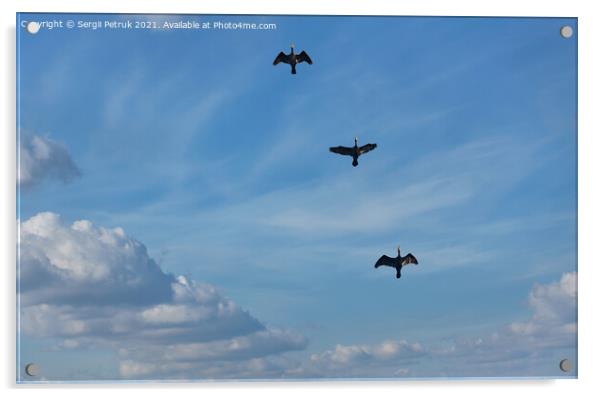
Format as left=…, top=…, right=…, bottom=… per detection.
left=16, top=13, right=577, bottom=382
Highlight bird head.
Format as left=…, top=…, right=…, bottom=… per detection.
left=354, top=137, right=358, bottom=145
left=397, top=245, right=401, bottom=256
left=291, top=43, right=295, bottom=50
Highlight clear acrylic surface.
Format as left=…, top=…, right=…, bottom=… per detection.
left=16, top=13, right=577, bottom=382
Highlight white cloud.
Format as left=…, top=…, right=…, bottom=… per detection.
left=20, top=212, right=174, bottom=306
left=19, top=212, right=306, bottom=380
left=293, top=339, right=425, bottom=378
left=140, top=304, right=212, bottom=325
left=18, top=133, right=80, bottom=188
left=525, top=272, right=576, bottom=326
left=505, top=272, right=577, bottom=349
left=310, top=339, right=424, bottom=367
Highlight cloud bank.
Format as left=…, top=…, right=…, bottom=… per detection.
left=19, top=134, right=80, bottom=188
left=19, top=212, right=306, bottom=380
left=18, top=211, right=576, bottom=379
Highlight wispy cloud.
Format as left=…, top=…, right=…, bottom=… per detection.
left=194, top=133, right=544, bottom=239
left=85, top=132, right=562, bottom=283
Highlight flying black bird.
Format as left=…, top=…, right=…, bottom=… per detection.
left=329, top=137, right=377, bottom=167
left=273, top=44, right=313, bottom=74
left=374, top=246, right=418, bottom=279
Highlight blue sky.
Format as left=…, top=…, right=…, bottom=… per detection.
left=17, top=14, right=577, bottom=381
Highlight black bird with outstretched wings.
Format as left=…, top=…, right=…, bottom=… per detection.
left=273, top=45, right=313, bottom=74
left=374, top=246, right=418, bottom=279
left=329, top=137, right=377, bottom=167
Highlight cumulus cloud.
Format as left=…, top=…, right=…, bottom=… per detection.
left=509, top=272, right=576, bottom=338
left=19, top=212, right=306, bottom=380
left=311, top=339, right=424, bottom=367
left=18, top=133, right=80, bottom=188
left=20, top=212, right=173, bottom=307
left=302, top=339, right=424, bottom=378
left=494, top=271, right=577, bottom=346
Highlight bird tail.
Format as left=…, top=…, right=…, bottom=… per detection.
left=352, top=158, right=358, bottom=167
left=396, top=269, right=401, bottom=279
left=291, top=65, right=297, bottom=74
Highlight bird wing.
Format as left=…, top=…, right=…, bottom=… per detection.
left=329, top=146, right=354, bottom=156
left=359, top=143, right=377, bottom=154
left=273, top=51, right=289, bottom=65
left=401, top=253, right=418, bottom=266
left=375, top=255, right=397, bottom=268
left=296, top=51, right=313, bottom=64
